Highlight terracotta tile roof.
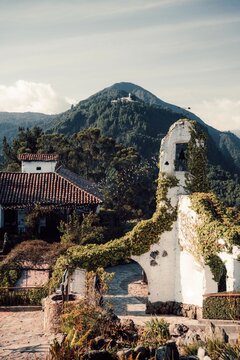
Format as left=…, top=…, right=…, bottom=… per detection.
left=0, top=171, right=102, bottom=208
left=18, top=153, right=59, bottom=161
left=56, top=166, right=102, bottom=200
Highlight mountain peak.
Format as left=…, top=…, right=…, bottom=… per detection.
left=98, top=82, right=203, bottom=125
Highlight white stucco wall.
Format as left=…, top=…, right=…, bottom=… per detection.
left=159, top=119, right=191, bottom=190
left=69, top=268, right=86, bottom=295
left=132, top=222, right=177, bottom=303
left=219, top=247, right=240, bottom=292
left=176, top=251, right=217, bottom=306
left=21, top=160, right=57, bottom=173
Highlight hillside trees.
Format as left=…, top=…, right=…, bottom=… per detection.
left=2, top=127, right=156, bottom=221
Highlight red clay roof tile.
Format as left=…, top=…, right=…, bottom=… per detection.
left=18, top=153, right=59, bottom=161
left=0, top=171, right=102, bottom=208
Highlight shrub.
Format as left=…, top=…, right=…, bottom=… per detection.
left=218, top=344, right=240, bottom=360
left=0, top=240, right=70, bottom=287
left=0, top=287, right=48, bottom=306
left=203, top=293, right=240, bottom=320
left=141, top=318, right=170, bottom=346
left=49, top=299, right=134, bottom=359
left=59, top=211, right=105, bottom=245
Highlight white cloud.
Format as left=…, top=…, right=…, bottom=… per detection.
left=0, top=80, right=73, bottom=114
left=193, top=98, right=240, bottom=131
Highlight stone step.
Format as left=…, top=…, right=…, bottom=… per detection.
left=199, top=318, right=240, bottom=326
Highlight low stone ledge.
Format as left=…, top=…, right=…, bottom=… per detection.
left=146, top=301, right=202, bottom=320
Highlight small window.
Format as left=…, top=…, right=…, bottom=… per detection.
left=36, top=166, right=41, bottom=170
left=175, top=143, right=188, bottom=171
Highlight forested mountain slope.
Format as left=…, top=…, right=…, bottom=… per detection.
left=49, top=82, right=240, bottom=175
left=0, top=112, right=54, bottom=146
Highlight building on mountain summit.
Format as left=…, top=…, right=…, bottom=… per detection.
left=0, top=153, right=102, bottom=237
left=111, top=92, right=136, bottom=104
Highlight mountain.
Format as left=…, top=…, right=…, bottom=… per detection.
left=232, top=130, right=240, bottom=138
left=0, top=82, right=239, bottom=175
left=0, top=112, right=55, bottom=146
left=49, top=82, right=240, bottom=175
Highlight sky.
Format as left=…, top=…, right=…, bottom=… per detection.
left=0, top=0, right=240, bottom=131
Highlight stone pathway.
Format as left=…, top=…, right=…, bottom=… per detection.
left=104, top=262, right=148, bottom=316
left=0, top=311, right=51, bottom=359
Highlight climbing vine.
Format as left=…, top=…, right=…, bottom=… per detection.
left=49, top=172, right=178, bottom=291
left=190, top=192, right=240, bottom=282
left=185, top=121, right=209, bottom=193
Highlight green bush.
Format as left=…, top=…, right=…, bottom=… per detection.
left=0, top=287, right=48, bottom=306
left=141, top=318, right=170, bottom=346
left=203, top=294, right=240, bottom=320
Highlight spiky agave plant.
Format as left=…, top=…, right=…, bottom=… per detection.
left=218, top=344, right=240, bottom=360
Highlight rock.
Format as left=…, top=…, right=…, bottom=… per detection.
left=134, top=345, right=149, bottom=360
left=86, top=350, right=113, bottom=360
left=169, top=323, right=189, bottom=336
left=205, top=322, right=228, bottom=343
left=214, top=325, right=228, bottom=343
left=183, top=330, right=201, bottom=346
left=156, top=346, right=166, bottom=360
left=156, top=341, right=179, bottom=360
left=117, top=348, right=134, bottom=360
left=197, top=346, right=205, bottom=360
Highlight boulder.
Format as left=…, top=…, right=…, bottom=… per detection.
left=134, top=345, right=150, bottom=360
left=183, top=330, right=202, bottom=346
left=197, top=346, right=205, bottom=360
left=205, top=322, right=227, bottom=343
left=156, top=341, right=179, bottom=360
left=117, top=348, right=134, bottom=360
left=169, top=323, right=189, bottom=336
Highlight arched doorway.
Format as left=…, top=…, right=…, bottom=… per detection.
left=104, top=260, right=148, bottom=316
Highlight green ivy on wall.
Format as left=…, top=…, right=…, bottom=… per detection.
left=185, top=121, right=209, bottom=193
left=49, top=172, right=178, bottom=291
left=190, top=192, right=240, bottom=282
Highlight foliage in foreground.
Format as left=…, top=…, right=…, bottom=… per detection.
left=0, top=240, right=70, bottom=287
left=140, top=318, right=170, bottom=346
left=49, top=299, right=240, bottom=360
left=49, top=300, right=171, bottom=359
left=49, top=301, right=136, bottom=359
left=182, top=339, right=240, bottom=360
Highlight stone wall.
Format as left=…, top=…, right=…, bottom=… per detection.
left=146, top=300, right=203, bottom=320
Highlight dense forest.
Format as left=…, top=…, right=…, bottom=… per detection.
left=2, top=127, right=157, bottom=223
